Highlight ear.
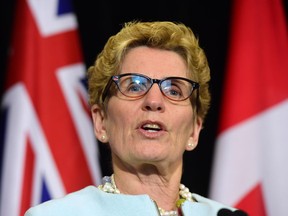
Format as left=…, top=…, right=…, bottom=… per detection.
left=185, top=117, right=203, bottom=151
left=91, top=104, right=108, bottom=143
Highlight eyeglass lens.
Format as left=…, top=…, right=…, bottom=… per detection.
left=114, top=74, right=197, bottom=101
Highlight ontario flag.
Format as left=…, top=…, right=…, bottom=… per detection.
left=0, top=0, right=102, bottom=216
left=209, top=0, right=288, bottom=215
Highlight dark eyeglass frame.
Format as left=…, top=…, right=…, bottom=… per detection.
left=101, top=73, right=199, bottom=103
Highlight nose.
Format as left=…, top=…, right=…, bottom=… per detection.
left=142, top=84, right=165, bottom=112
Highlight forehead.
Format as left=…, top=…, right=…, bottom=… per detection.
left=121, top=46, right=188, bottom=78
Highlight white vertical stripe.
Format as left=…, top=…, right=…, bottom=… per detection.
left=210, top=100, right=288, bottom=216
left=0, top=84, right=66, bottom=216
left=0, top=84, right=29, bottom=216
left=57, top=64, right=102, bottom=185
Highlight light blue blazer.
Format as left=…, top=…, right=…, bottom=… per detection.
left=25, top=186, right=239, bottom=216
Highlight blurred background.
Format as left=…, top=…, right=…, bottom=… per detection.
left=0, top=0, right=235, bottom=196
left=0, top=1, right=287, bottom=215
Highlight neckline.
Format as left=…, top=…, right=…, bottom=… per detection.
left=97, top=174, right=194, bottom=216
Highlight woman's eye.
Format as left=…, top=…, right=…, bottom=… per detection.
left=125, top=82, right=147, bottom=94
left=127, top=83, right=142, bottom=92
left=163, top=85, right=183, bottom=98
left=169, top=89, right=181, bottom=96
left=169, top=87, right=182, bottom=96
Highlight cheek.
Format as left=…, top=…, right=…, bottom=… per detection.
left=174, top=110, right=194, bottom=137
left=175, top=107, right=193, bottom=126
left=105, top=101, right=135, bottom=138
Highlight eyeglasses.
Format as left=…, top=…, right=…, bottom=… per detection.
left=101, top=73, right=199, bottom=103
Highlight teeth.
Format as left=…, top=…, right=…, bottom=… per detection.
left=143, top=123, right=161, bottom=130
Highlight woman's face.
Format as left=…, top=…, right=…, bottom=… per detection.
left=92, top=46, right=202, bottom=169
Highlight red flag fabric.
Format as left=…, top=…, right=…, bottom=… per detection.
left=209, top=0, right=288, bottom=215
left=0, top=1, right=102, bottom=216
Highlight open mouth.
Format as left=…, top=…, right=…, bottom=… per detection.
left=141, top=123, right=162, bottom=132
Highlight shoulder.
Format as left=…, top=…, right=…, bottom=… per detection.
left=181, top=193, right=248, bottom=216
left=24, top=186, right=159, bottom=216
left=24, top=186, right=103, bottom=216
left=192, top=193, right=236, bottom=211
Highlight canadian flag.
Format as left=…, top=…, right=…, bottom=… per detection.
left=209, top=0, right=288, bottom=216
left=0, top=1, right=102, bottom=216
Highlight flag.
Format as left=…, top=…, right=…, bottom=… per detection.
left=0, top=1, right=102, bottom=216
left=209, top=0, right=288, bottom=215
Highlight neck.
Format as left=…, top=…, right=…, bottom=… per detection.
left=110, top=152, right=185, bottom=211
left=112, top=166, right=183, bottom=211
left=98, top=174, right=194, bottom=216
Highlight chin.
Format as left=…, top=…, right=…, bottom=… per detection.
left=133, top=153, right=168, bottom=165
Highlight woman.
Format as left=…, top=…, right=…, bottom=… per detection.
left=25, top=21, right=247, bottom=216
